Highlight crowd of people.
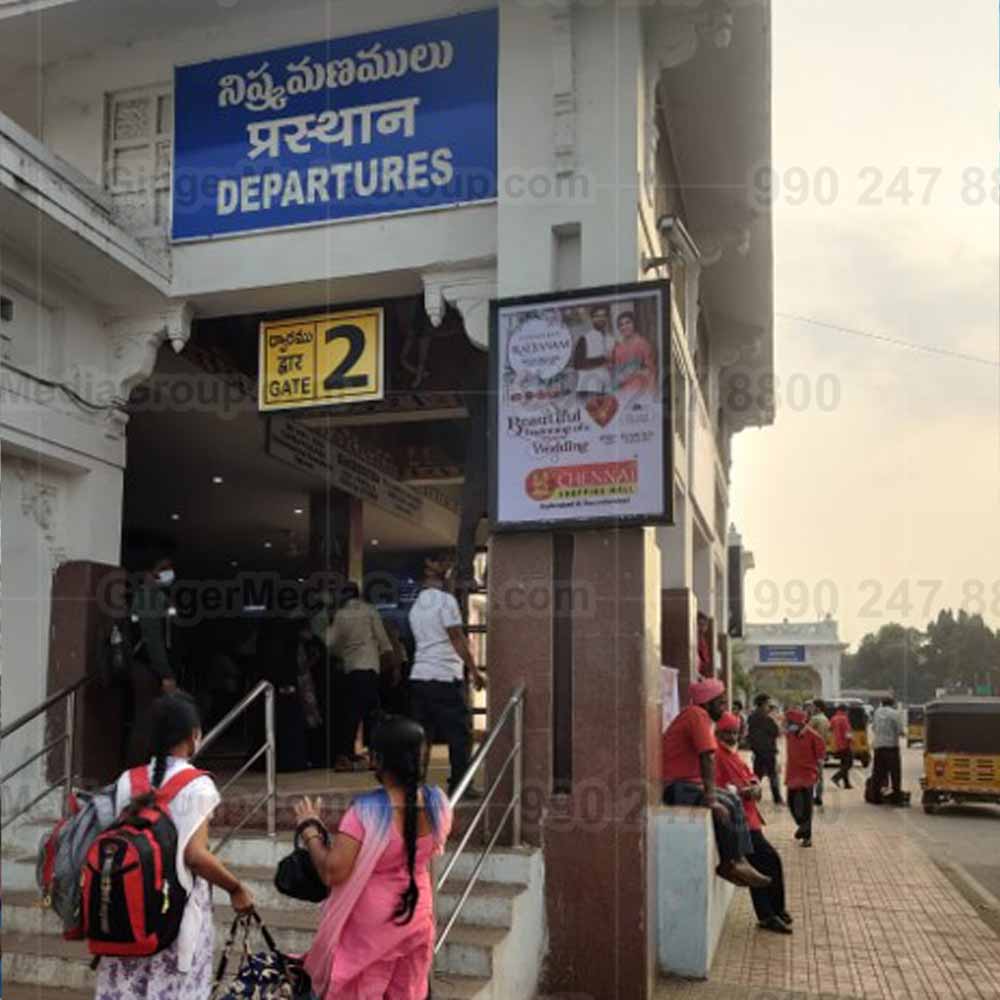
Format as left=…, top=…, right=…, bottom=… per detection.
left=661, top=684, right=910, bottom=937
left=124, top=553, right=484, bottom=797
left=89, top=551, right=484, bottom=999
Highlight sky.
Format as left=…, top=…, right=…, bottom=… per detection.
left=728, top=0, right=1000, bottom=648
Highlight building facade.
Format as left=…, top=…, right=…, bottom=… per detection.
left=1, top=2, right=772, bottom=996
left=743, top=618, right=847, bottom=703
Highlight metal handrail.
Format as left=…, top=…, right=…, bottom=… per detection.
left=0, top=675, right=92, bottom=741
left=0, top=675, right=94, bottom=829
left=434, top=684, right=524, bottom=955
left=192, top=679, right=276, bottom=853
left=0, top=673, right=276, bottom=850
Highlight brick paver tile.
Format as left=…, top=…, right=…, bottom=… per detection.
left=658, top=789, right=1000, bottom=1000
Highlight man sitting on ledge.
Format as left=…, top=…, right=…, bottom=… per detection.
left=662, top=678, right=771, bottom=889
left=715, top=712, right=794, bottom=934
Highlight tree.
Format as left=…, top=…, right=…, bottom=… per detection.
left=842, top=624, right=927, bottom=701
left=843, top=611, right=1000, bottom=701
left=922, top=610, right=1000, bottom=696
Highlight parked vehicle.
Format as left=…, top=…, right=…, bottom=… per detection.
left=920, top=698, right=1000, bottom=815
left=906, top=704, right=925, bottom=747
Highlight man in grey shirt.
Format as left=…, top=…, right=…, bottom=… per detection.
left=870, top=696, right=905, bottom=805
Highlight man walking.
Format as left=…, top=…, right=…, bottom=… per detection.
left=871, top=696, right=906, bottom=804
left=715, top=712, right=792, bottom=933
left=830, top=703, right=854, bottom=790
left=747, top=693, right=784, bottom=805
left=784, top=708, right=827, bottom=847
left=408, top=556, right=485, bottom=796
left=126, top=555, right=178, bottom=765
left=327, top=581, right=394, bottom=770
left=807, top=700, right=831, bottom=806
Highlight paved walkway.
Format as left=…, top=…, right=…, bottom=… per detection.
left=658, top=782, right=1000, bottom=1000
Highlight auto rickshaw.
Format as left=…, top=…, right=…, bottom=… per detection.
left=906, top=704, right=925, bottom=747
left=823, top=699, right=871, bottom=768
left=920, top=698, right=1000, bottom=814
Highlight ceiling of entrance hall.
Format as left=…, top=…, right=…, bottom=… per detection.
left=122, top=342, right=463, bottom=573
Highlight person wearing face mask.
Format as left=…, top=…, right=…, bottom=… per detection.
left=784, top=708, right=827, bottom=847
left=715, top=712, right=793, bottom=934
left=125, top=555, right=180, bottom=766
left=661, top=679, right=771, bottom=888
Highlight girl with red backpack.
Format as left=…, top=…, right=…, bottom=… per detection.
left=91, top=692, right=254, bottom=1000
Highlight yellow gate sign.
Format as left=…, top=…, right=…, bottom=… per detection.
left=259, top=307, right=384, bottom=411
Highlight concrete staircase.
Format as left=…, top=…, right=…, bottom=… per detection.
left=2, top=816, right=545, bottom=1000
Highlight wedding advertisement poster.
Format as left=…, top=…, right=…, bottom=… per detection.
left=490, top=281, right=672, bottom=530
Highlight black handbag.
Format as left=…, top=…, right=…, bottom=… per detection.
left=274, top=823, right=330, bottom=903
left=212, top=910, right=311, bottom=999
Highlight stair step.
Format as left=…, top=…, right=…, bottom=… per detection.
left=3, top=987, right=94, bottom=1000
left=2, top=898, right=505, bottom=988
left=1, top=973, right=490, bottom=1000
left=431, top=973, right=493, bottom=999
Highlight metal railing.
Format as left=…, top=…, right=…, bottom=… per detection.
left=0, top=676, right=93, bottom=830
left=434, top=684, right=524, bottom=955
left=192, top=679, right=276, bottom=853
left=0, top=672, right=276, bottom=851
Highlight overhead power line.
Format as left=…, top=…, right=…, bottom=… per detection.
left=777, top=312, right=999, bottom=369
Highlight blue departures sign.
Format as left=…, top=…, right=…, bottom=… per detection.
left=758, top=645, right=807, bottom=664
left=172, top=10, right=498, bottom=241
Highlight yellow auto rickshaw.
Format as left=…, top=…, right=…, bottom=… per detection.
left=824, top=699, right=871, bottom=768
left=906, top=704, right=925, bottom=747
left=920, top=698, right=1000, bottom=815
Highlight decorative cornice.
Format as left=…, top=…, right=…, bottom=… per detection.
left=692, top=223, right=753, bottom=267
left=106, top=301, right=193, bottom=402
left=421, top=265, right=496, bottom=351
left=551, top=4, right=577, bottom=177
left=644, top=1, right=764, bottom=202
left=13, top=459, right=67, bottom=567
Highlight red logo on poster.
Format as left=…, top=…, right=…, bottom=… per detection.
left=524, top=460, right=638, bottom=501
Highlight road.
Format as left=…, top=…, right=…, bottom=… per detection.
left=893, top=745, right=1000, bottom=905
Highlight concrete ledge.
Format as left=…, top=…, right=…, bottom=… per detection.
left=652, top=804, right=735, bottom=979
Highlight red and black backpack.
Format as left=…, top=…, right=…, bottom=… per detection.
left=82, top=765, right=208, bottom=958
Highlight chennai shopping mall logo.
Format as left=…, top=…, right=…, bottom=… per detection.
left=525, top=460, right=638, bottom=501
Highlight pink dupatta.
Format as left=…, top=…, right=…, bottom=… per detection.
left=303, top=785, right=453, bottom=999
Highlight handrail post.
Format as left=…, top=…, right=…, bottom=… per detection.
left=63, top=689, right=76, bottom=814
left=512, top=694, right=523, bottom=847
left=264, top=683, right=276, bottom=838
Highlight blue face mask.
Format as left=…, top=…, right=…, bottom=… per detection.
left=787, top=723, right=801, bottom=734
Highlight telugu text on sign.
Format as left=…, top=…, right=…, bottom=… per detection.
left=259, top=307, right=384, bottom=412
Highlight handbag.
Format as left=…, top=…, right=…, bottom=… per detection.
left=212, top=910, right=311, bottom=1000
left=274, top=823, right=330, bottom=903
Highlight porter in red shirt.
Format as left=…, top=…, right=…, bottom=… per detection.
left=830, top=709, right=851, bottom=752
left=714, top=741, right=764, bottom=831
left=785, top=724, right=827, bottom=790
left=662, top=704, right=717, bottom=786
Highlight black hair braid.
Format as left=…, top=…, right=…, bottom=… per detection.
left=124, top=692, right=200, bottom=818
left=151, top=753, right=168, bottom=789
left=391, top=744, right=421, bottom=925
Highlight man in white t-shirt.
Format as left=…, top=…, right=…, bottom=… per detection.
left=408, top=558, right=485, bottom=795
left=573, top=304, right=613, bottom=396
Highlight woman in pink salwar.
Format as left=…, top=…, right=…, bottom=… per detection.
left=294, top=716, right=453, bottom=1000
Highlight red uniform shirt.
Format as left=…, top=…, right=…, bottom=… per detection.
left=662, top=705, right=717, bottom=786
left=714, top=743, right=764, bottom=831
left=830, top=712, right=851, bottom=752
left=785, top=728, right=827, bottom=789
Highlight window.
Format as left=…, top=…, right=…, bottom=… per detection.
left=671, top=347, right=688, bottom=444
left=104, top=84, right=173, bottom=236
